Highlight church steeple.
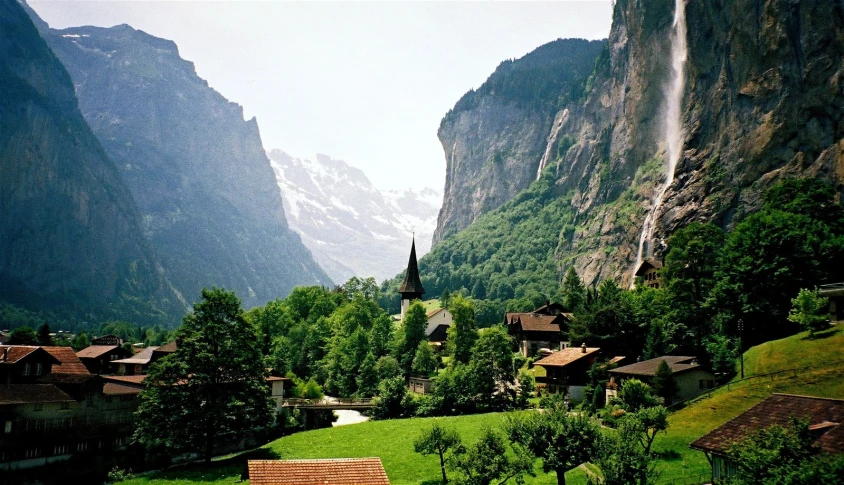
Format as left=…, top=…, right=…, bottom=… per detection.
left=399, top=236, right=425, bottom=320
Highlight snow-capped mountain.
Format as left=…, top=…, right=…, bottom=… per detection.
left=268, top=149, right=441, bottom=282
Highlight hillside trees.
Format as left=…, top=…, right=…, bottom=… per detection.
left=135, top=288, right=274, bottom=463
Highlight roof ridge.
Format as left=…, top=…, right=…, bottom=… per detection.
left=772, top=393, right=844, bottom=402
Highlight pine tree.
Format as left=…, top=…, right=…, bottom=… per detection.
left=562, top=267, right=586, bottom=313
left=651, top=360, right=678, bottom=406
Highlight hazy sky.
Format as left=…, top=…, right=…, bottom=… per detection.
left=29, top=0, right=613, bottom=192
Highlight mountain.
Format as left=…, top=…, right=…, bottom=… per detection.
left=33, top=14, right=332, bottom=307
left=433, top=38, right=606, bottom=244
left=427, top=0, right=844, bottom=287
left=268, top=150, right=441, bottom=282
left=0, top=0, right=181, bottom=324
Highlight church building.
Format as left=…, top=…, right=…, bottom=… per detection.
left=398, top=237, right=453, bottom=343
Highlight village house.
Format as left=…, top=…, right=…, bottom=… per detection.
left=247, top=458, right=391, bottom=485
left=112, top=346, right=159, bottom=375
left=76, top=344, right=133, bottom=375
left=505, top=301, right=571, bottom=357
left=690, top=393, right=844, bottom=482
left=607, top=356, right=715, bottom=404
left=635, top=259, right=663, bottom=289
left=819, top=282, right=844, bottom=324
left=425, top=307, right=453, bottom=344
left=0, top=345, right=141, bottom=470
left=533, top=344, right=600, bottom=401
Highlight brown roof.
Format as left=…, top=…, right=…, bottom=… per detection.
left=426, top=308, right=445, bottom=318
left=534, top=347, right=600, bottom=368
left=691, top=394, right=844, bottom=456
left=819, top=283, right=844, bottom=297
left=103, top=382, right=142, bottom=396
left=635, top=259, right=663, bottom=276
left=103, top=375, right=147, bottom=385
left=42, top=347, right=90, bottom=375
left=0, top=384, right=75, bottom=405
left=505, top=313, right=563, bottom=333
left=38, top=373, right=97, bottom=385
left=610, top=356, right=700, bottom=377
left=248, top=458, right=390, bottom=485
left=0, top=345, right=38, bottom=363
left=155, top=341, right=178, bottom=353
left=113, top=346, right=159, bottom=365
left=76, top=345, right=119, bottom=358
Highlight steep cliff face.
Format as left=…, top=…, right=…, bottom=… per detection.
left=433, top=39, right=606, bottom=244
left=0, top=0, right=179, bottom=322
left=434, top=0, right=844, bottom=287
left=40, top=22, right=332, bottom=305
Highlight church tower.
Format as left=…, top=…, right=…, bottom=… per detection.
left=399, top=236, right=425, bottom=321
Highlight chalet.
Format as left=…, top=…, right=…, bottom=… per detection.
left=90, top=335, right=122, bottom=346
left=533, top=344, right=600, bottom=401
left=819, top=282, right=844, bottom=324
left=608, top=356, right=715, bottom=404
left=76, top=345, right=132, bottom=375
left=505, top=302, right=571, bottom=357
left=152, top=341, right=177, bottom=360
left=690, top=393, right=844, bottom=482
left=112, top=346, right=159, bottom=375
left=247, top=458, right=391, bottom=485
left=635, top=259, right=663, bottom=289
left=0, top=346, right=140, bottom=470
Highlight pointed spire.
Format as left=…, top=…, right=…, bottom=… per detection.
left=399, top=236, right=425, bottom=298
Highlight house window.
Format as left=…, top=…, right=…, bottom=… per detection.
left=114, top=437, right=126, bottom=447
left=699, top=379, right=704, bottom=390
left=53, top=444, right=69, bottom=455
left=25, top=448, right=41, bottom=459
left=135, top=365, right=143, bottom=374
left=60, top=402, right=70, bottom=410
left=22, top=363, right=30, bottom=376
left=35, top=363, right=43, bottom=376
left=4, top=421, right=11, bottom=434
left=103, top=396, right=113, bottom=403
left=86, top=394, right=94, bottom=406
left=708, top=380, right=715, bottom=389
left=34, top=402, right=43, bottom=412
left=120, top=395, right=135, bottom=402
left=76, top=441, right=87, bottom=452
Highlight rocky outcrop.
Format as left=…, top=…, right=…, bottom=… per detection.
left=435, top=0, right=844, bottom=286
left=0, top=0, right=180, bottom=323
left=433, top=39, right=606, bottom=245
left=268, top=150, right=440, bottom=282
left=38, top=20, right=332, bottom=306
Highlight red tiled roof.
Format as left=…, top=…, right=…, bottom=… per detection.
left=505, top=313, right=563, bottom=333
left=103, top=375, right=147, bottom=385
left=42, top=347, right=90, bottom=375
left=0, top=384, right=75, bottom=405
left=248, top=458, right=390, bottom=485
left=691, top=394, right=844, bottom=456
left=103, top=382, right=142, bottom=396
left=610, top=356, right=699, bottom=377
left=534, top=347, right=600, bottom=368
left=76, top=345, right=119, bottom=358
left=0, top=345, right=39, bottom=363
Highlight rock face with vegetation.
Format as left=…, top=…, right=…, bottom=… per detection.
left=433, top=39, right=606, bottom=245
left=0, top=0, right=180, bottom=324
left=432, top=0, right=844, bottom=287
left=37, top=18, right=332, bottom=306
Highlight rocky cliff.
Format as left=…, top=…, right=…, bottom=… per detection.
left=0, top=0, right=180, bottom=323
left=37, top=19, right=332, bottom=306
left=434, top=0, right=844, bottom=286
left=433, top=38, right=606, bottom=244
left=268, top=150, right=440, bottom=282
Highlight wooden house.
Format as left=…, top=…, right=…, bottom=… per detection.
left=505, top=302, right=571, bottom=357
left=608, top=356, right=715, bottom=404
left=76, top=345, right=132, bottom=375
left=634, top=259, right=663, bottom=289
left=533, top=344, right=600, bottom=401
left=819, top=282, right=844, bottom=324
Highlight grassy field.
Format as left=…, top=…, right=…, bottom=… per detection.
left=122, top=328, right=844, bottom=485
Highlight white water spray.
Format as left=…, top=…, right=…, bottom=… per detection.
left=631, top=0, right=688, bottom=287
left=537, top=109, right=569, bottom=180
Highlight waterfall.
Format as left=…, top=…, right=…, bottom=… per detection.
left=537, top=109, right=568, bottom=180
left=631, top=0, right=687, bottom=287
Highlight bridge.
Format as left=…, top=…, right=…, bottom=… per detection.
left=281, top=397, right=374, bottom=410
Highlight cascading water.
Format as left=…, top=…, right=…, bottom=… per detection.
left=537, top=109, right=569, bottom=180
left=631, top=0, right=687, bottom=287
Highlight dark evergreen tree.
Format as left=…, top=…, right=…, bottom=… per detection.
left=447, top=295, right=478, bottom=364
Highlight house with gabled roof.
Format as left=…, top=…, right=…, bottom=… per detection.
left=608, top=356, right=715, bottom=404
left=112, top=346, right=159, bottom=375
left=247, top=458, right=390, bottom=485
left=76, top=345, right=132, bottom=375
left=635, top=259, right=663, bottom=289
left=690, top=393, right=844, bottom=482
left=819, top=282, right=844, bottom=324
left=505, top=301, right=571, bottom=357
left=533, top=344, right=600, bottom=401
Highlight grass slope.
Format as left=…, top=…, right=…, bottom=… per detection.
left=123, top=328, right=844, bottom=485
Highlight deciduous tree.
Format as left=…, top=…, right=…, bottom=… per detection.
left=414, top=423, right=462, bottom=483
left=135, top=288, right=274, bottom=463
left=787, top=288, right=829, bottom=337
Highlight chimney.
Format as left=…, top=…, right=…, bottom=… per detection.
left=581, top=343, right=586, bottom=354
